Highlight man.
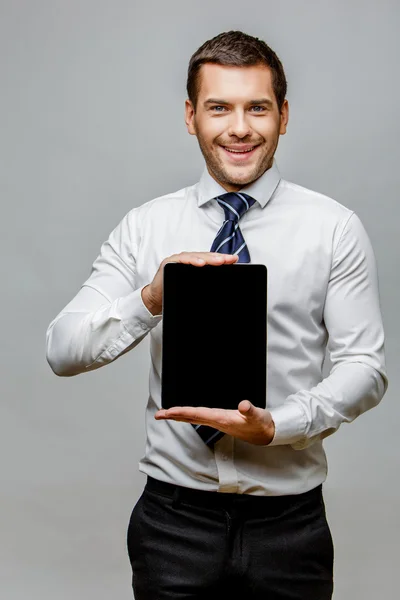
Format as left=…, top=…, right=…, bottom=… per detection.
left=46, top=30, right=388, bottom=599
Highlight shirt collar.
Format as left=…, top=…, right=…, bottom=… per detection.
left=197, top=157, right=281, bottom=209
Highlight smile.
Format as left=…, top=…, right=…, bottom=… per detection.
left=221, top=145, right=259, bottom=161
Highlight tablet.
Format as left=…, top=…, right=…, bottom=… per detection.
left=161, top=262, right=267, bottom=411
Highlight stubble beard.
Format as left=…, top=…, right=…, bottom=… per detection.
left=195, top=129, right=275, bottom=189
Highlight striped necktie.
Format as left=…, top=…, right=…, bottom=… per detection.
left=192, top=191, right=257, bottom=448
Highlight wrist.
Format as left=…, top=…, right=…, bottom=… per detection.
left=265, top=419, right=276, bottom=445
left=141, top=285, right=162, bottom=316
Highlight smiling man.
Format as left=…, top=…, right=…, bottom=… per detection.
left=46, top=30, right=388, bottom=600
left=186, top=62, right=286, bottom=191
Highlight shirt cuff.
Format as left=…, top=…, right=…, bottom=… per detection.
left=116, top=285, right=163, bottom=338
left=266, top=401, right=308, bottom=447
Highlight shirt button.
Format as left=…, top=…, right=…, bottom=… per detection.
left=140, top=323, right=147, bottom=330
left=110, top=348, right=118, bottom=357
left=222, top=455, right=229, bottom=461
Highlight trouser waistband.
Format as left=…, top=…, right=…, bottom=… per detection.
left=145, top=475, right=323, bottom=511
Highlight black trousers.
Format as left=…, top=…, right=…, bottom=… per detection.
left=126, top=475, right=334, bottom=600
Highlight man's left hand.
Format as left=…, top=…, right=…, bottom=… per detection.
left=154, top=400, right=275, bottom=446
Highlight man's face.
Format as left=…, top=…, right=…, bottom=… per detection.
left=185, top=63, right=289, bottom=192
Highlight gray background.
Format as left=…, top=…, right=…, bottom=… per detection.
left=1, top=0, right=399, bottom=598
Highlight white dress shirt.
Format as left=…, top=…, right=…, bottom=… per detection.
left=46, top=159, right=388, bottom=495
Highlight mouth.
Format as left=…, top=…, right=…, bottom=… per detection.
left=220, top=144, right=260, bottom=162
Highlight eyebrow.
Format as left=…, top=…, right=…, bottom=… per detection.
left=204, top=98, right=274, bottom=107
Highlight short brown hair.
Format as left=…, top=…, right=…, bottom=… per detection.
left=186, top=30, right=287, bottom=112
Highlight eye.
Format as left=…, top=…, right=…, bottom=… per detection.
left=210, top=105, right=266, bottom=113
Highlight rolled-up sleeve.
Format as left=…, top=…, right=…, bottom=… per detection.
left=268, top=212, right=388, bottom=448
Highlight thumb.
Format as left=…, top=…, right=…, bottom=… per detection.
left=238, top=400, right=254, bottom=416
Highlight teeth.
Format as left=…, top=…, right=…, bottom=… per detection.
left=225, top=147, right=255, bottom=153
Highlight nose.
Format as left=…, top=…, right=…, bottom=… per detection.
left=227, top=109, right=252, bottom=138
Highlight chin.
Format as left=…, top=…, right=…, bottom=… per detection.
left=224, top=169, right=257, bottom=184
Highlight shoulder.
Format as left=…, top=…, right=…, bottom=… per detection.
left=276, top=178, right=357, bottom=248
left=110, top=182, right=195, bottom=251
left=278, top=178, right=376, bottom=257
left=125, top=181, right=195, bottom=225
left=278, top=178, right=354, bottom=220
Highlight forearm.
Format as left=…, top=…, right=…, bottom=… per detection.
left=46, top=285, right=162, bottom=376
left=268, top=360, right=388, bottom=449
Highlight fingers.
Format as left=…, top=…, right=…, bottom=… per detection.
left=155, top=406, right=231, bottom=427
left=165, top=251, right=239, bottom=267
left=148, top=252, right=239, bottom=314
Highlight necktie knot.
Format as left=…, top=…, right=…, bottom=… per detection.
left=215, top=192, right=256, bottom=221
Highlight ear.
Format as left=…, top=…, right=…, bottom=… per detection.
left=185, top=99, right=197, bottom=136
left=279, top=99, right=289, bottom=135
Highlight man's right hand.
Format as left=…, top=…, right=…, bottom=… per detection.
left=141, top=251, right=239, bottom=315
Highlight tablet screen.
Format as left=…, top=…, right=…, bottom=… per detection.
left=161, top=263, right=267, bottom=411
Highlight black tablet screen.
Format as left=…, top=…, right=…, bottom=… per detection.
left=161, top=262, right=267, bottom=411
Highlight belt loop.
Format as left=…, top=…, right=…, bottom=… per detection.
left=171, top=486, right=181, bottom=509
